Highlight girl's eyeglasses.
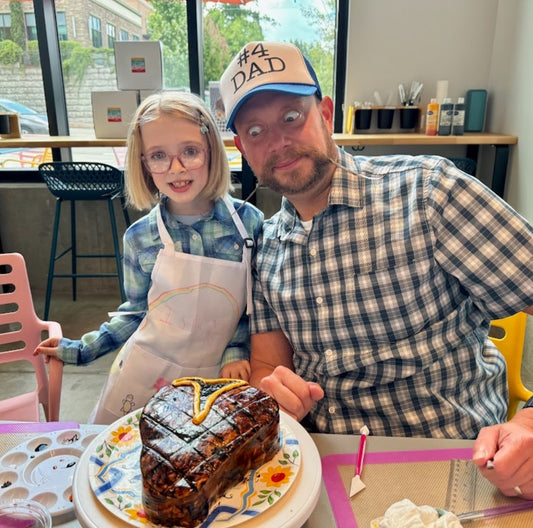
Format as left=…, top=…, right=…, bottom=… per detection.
left=142, top=146, right=208, bottom=173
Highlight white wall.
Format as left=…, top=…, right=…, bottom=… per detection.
left=489, top=0, right=533, bottom=222
left=345, top=0, right=497, bottom=109
left=344, top=0, right=531, bottom=224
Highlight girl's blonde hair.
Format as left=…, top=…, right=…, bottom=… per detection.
left=125, top=91, right=233, bottom=210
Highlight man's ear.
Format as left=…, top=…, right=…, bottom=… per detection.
left=319, top=96, right=334, bottom=133
left=234, top=135, right=245, bottom=155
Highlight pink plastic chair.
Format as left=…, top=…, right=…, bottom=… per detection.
left=0, top=252, right=63, bottom=421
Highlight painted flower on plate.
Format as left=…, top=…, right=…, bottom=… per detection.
left=110, top=425, right=136, bottom=445
left=260, top=465, right=294, bottom=487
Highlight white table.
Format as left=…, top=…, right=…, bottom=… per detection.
left=1, top=422, right=530, bottom=528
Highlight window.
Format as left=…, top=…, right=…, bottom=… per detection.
left=25, top=13, right=37, bottom=41
left=57, top=12, right=67, bottom=41
left=107, top=23, right=116, bottom=48
left=26, top=11, right=66, bottom=42
left=0, top=0, right=346, bottom=169
left=89, top=15, right=102, bottom=48
left=0, top=13, right=10, bottom=41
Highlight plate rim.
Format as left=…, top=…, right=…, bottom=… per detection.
left=86, top=408, right=304, bottom=528
left=74, top=409, right=322, bottom=528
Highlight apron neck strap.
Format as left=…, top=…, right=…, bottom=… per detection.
left=156, top=203, right=174, bottom=247
left=223, top=195, right=254, bottom=315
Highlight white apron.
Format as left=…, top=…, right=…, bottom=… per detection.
left=90, top=197, right=253, bottom=424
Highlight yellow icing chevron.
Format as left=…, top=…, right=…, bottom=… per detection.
left=172, top=377, right=248, bottom=424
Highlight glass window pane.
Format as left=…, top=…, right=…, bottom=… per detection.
left=200, top=0, right=336, bottom=135
left=1, top=0, right=337, bottom=170
left=0, top=4, right=48, bottom=167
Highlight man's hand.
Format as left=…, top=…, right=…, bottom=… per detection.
left=260, top=365, right=324, bottom=421
left=473, top=408, right=533, bottom=499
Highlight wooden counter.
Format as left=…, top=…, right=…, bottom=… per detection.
left=0, top=132, right=518, bottom=200
left=0, top=131, right=518, bottom=149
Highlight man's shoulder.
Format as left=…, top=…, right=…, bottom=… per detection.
left=352, top=153, right=449, bottom=174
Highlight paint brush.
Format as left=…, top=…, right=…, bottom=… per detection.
left=457, top=500, right=533, bottom=523
left=350, top=425, right=369, bottom=497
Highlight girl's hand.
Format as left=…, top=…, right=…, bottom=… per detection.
left=220, top=360, right=251, bottom=381
left=33, top=337, right=61, bottom=364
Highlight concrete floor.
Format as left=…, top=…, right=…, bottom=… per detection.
left=1, top=290, right=532, bottom=425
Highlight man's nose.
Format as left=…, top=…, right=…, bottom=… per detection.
left=266, top=125, right=293, bottom=150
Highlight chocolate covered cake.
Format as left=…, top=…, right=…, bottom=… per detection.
left=139, top=377, right=280, bottom=528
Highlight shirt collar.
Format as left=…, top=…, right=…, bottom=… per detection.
left=160, top=195, right=236, bottom=228
left=328, top=146, right=365, bottom=208
left=275, top=146, right=365, bottom=239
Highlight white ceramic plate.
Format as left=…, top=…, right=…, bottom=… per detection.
left=73, top=410, right=321, bottom=528
left=87, top=409, right=300, bottom=527
left=0, top=428, right=98, bottom=522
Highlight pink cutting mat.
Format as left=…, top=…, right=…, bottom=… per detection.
left=321, top=449, right=533, bottom=528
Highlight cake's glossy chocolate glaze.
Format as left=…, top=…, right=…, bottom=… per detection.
left=139, top=379, right=280, bottom=528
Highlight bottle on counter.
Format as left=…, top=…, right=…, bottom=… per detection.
left=438, top=98, right=453, bottom=136
left=425, top=98, right=439, bottom=136
left=452, top=97, right=465, bottom=135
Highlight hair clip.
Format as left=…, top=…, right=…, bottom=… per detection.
left=199, top=115, right=209, bottom=134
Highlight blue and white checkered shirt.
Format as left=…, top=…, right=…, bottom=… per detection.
left=251, top=147, right=533, bottom=439
left=57, top=195, right=263, bottom=365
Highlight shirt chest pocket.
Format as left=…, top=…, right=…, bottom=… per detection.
left=345, top=250, right=439, bottom=345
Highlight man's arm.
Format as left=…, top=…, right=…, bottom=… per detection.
left=523, top=305, right=533, bottom=315
left=250, top=330, right=324, bottom=421
left=250, top=329, right=294, bottom=387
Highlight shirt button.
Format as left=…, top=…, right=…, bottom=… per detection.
left=234, top=242, right=239, bottom=250
left=325, top=349, right=334, bottom=358
left=310, top=247, right=317, bottom=256
left=329, top=406, right=336, bottom=414
left=316, top=297, right=323, bottom=304
left=192, top=234, right=199, bottom=240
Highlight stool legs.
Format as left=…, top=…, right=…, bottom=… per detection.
left=44, top=197, right=128, bottom=319
left=44, top=198, right=63, bottom=320
left=70, top=200, right=77, bottom=302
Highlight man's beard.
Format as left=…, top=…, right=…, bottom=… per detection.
left=255, top=143, right=336, bottom=195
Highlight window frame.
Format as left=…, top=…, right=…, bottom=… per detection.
left=28, top=0, right=349, bottom=162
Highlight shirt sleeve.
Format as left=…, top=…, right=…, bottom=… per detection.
left=55, top=218, right=154, bottom=364
left=220, top=311, right=251, bottom=366
left=426, top=158, right=533, bottom=319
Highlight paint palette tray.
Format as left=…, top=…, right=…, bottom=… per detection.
left=0, top=428, right=98, bottom=522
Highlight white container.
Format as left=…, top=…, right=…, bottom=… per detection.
left=114, top=41, right=163, bottom=91
left=91, top=90, right=139, bottom=139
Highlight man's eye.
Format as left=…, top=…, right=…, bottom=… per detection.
left=284, top=110, right=302, bottom=123
left=247, top=125, right=262, bottom=137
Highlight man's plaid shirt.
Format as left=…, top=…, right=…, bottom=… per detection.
left=251, top=148, right=533, bottom=438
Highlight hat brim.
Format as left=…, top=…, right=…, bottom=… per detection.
left=226, top=83, right=318, bottom=133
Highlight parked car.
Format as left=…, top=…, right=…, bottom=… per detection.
left=0, top=98, right=49, bottom=135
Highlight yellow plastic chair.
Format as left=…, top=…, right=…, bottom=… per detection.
left=489, top=312, right=531, bottom=419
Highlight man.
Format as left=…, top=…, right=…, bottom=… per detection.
left=220, top=41, right=533, bottom=492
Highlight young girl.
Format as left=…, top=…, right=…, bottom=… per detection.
left=34, top=91, right=263, bottom=424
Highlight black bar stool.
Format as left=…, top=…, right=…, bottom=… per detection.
left=38, top=161, right=131, bottom=320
